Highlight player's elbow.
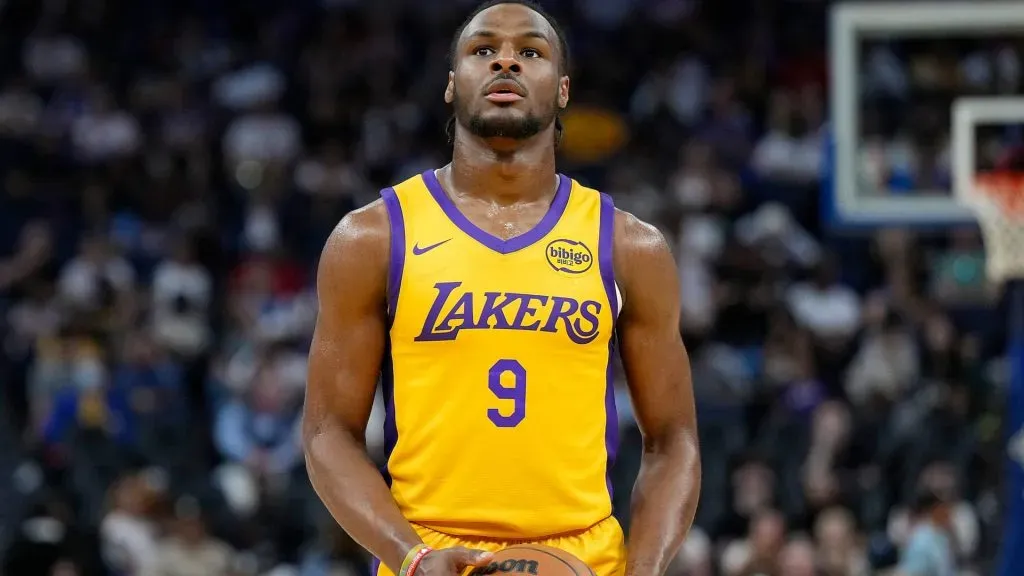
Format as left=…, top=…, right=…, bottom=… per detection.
left=302, top=414, right=345, bottom=487
left=677, top=428, right=701, bottom=480
left=673, top=429, right=701, bottom=499
left=644, top=426, right=700, bottom=473
left=301, top=414, right=324, bottom=467
left=303, top=423, right=337, bottom=499
left=301, top=411, right=347, bottom=465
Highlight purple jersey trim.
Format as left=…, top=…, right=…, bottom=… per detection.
left=381, top=187, right=406, bottom=321
left=605, top=349, right=620, bottom=500
left=598, top=192, right=620, bottom=499
left=598, top=192, right=618, bottom=320
left=380, top=337, right=397, bottom=488
left=420, top=169, right=571, bottom=255
left=379, top=188, right=402, bottom=493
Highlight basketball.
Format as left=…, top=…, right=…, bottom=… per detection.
left=468, top=545, right=594, bottom=576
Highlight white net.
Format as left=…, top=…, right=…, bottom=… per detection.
left=965, top=174, right=1024, bottom=282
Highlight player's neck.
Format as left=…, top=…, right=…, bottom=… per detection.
left=449, top=131, right=558, bottom=204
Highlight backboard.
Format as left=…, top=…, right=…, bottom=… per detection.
left=825, top=1, right=1024, bottom=227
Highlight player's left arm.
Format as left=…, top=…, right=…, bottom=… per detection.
left=613, top=209, right=701, bottom=576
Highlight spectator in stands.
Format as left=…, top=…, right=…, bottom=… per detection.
left=666, top=528, right=713, bottom=576
left=845, top=310, right=919, bottom=408
left=752, top=89, right=824, bottom=187
left=213, top=360, right=303, bottom=519
left=888, top=461, right=980, bottom=567
left=41, top=357, right=130, bottom=449
left=814, top=506, right=870, bottom=575
left=111, top=331, right=189, bottom=471
left=892, top=487, right=956, bottom=576
left=151, top=236, right=213, bottom=362
left=57, top=233, right=136, bottom=331
left=155, top=496, right=236, bottom=576
left=720, top=508, right=787, bottom=576
left=778, top=536, right=818, bottom=576
left=786, top=257, right=862, bottom=349
left=99, top=473, right=163, bottom=576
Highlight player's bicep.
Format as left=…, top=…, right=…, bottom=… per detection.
left=304, top=203, right=390, bottom=442
left=614, top=213, right=696, bottom=442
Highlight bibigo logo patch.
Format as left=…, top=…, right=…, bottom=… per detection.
left=545, top=239, right=593, bottom=274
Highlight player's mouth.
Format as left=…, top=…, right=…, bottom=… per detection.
left=484, top=79, right=526, bottom=103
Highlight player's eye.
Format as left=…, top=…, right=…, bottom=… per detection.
left=521, top=48, right=541, bottom=58
left=474, top=47, right=495, bottom=56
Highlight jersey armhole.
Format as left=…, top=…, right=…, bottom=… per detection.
left=380, top=187, right=406, bottom=322
left=598, top=192, right=619, bottom=323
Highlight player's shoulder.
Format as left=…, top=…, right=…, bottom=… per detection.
left=317, top=198, right=391, bottom=288
left=319, top=170, right=434, bottom=269
left=607, top=207, right=679, bottom=312
left=326, top=198, right=391, bottom=253
left=567, top=178, right=663, bottom=249
left=611, top=206, right=671, bottom=258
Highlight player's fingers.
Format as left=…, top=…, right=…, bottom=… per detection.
left=447, top=546, right=494, bottom=568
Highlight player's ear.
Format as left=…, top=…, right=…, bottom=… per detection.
left=445, top=71, right=455, bottom=104
left=558, top=76, right=570, bottom=110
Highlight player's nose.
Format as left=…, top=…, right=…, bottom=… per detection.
left=490, top=49, right=521, bottom=74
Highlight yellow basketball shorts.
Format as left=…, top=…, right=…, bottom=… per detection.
left=372, top=516, right=626, bottom=576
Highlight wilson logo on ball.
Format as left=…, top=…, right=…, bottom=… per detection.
left=469, top=559, right=540, bottom=576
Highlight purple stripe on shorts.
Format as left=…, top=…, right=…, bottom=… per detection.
left=370, top=557, right=381, bottom=576
left=421, top=169, right=571, bottom=255
left=380, top=187, right=405, bottom=321
left=598, top=192, right=620, bottom=499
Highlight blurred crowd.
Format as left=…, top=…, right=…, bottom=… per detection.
left=0, top=0, right=1015, bottom=575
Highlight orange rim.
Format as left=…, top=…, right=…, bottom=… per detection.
left=973, top=171, right=1024, bottom=216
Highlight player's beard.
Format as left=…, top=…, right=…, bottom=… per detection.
left=453, top=87, right=558, bottom=141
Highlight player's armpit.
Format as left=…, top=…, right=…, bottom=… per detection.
left=612, top=210, right=701, bottom=576
left=303, top=200, right=424, bottom=574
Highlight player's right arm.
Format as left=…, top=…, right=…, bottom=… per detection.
left=303, top=201, right=491, bottom=576
left=304, top=202, right=420, bottom=572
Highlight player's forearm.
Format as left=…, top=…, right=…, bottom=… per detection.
left=624, top=429, right=700, bottom=576
left=304, top=422, right=423, bottom=572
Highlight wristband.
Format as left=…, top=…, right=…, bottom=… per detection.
left=400, top=544, right=433, bottom=576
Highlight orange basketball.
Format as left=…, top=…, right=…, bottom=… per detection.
left=468, top=545, right=594, bottom=576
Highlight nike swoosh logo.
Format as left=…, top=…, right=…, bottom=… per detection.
left=412, top=238, right=452, bottom=255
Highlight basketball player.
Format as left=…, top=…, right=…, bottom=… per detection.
left=302, top=2, right=701, bottom=576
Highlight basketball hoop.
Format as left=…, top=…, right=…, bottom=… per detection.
left=965, top=171, right=1024, bottom=282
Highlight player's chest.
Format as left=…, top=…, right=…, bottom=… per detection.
left=395, top=241, right=608, bottom=346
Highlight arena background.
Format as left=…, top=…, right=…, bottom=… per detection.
left=0, top=0, right=1017, bottom=574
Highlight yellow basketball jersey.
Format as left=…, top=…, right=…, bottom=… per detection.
left=378, top=169, right=620, bottom=539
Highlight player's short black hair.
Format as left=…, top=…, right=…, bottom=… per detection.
left=445, top=1, right=569, bottom=147
left=447, top=0, right=572, bottom=74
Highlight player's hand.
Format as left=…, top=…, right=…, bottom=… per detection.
left=417, top=546, right=493, bottom=576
